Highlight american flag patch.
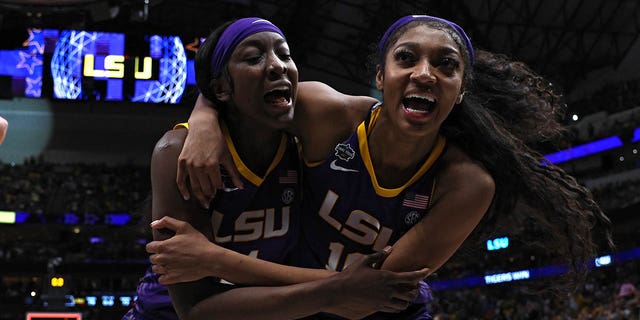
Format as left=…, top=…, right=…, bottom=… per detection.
left=279, top=170, right=297, bottom=184
left=402, top=192, right=429, bottom=209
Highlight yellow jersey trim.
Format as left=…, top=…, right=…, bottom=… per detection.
left=174, top=122, right=188, bottom=130
left=358, top=108, right=446, bottom=197
left=221, top=123, right=287, bottom=187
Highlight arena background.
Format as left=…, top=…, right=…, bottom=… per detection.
left=0, top=0, right=638, bottom=319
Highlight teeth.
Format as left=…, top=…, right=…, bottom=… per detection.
left=405, top=94, right=435, bottom=103
left=405, top=107, right=429, bottom=113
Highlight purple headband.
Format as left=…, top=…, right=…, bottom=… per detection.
left=378, top=15, right=474, bottom=65
left=211, top=17, right=286, bottom=78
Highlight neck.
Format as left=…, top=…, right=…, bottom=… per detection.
left=225, top=114, right=282, bottom=177
left=367, top=113, right=439, bottom=188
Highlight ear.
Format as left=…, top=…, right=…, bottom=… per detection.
left=212, top=79, right=231, bottom=102
left=456, top=91, right=465, bottom=104
left=375, top=65, right=384, bottom=91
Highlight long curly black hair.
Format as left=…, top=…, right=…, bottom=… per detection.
left=377, top=19, right=614, bottom=291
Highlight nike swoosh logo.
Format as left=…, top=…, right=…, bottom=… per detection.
left=330, top=160, right=359, bottom=172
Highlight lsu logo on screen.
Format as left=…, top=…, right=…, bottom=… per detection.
left=82, top=54, right=153, bottom=80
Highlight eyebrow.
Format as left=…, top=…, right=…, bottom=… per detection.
left=395, top=41, right=461, bottom=57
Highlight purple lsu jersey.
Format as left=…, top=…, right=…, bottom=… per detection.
left=209, top=127, right=301, bottom=262
left=290, top=107, right=444, bottom=319
left=123, top=126, right=301, bottom=320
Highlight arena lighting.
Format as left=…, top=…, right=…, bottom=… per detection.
left=65, top=295, right=75, bottom=307
left=632, top=127, right=640, bottom=142
left=104, top=213, right=131, bottom=225
left=544, top=136, right=624, bottom=164
left=25, top=312, right=81, bottom=320
left=594, top=255, right=612, bottom=267
left=484, top=270, right=531, bottom=284
left=0, top=211, right=30, bottom=224
left=101, top=295, right=115, bottom=307
left=430, top=247, right=640, bottom=291
left=85, top=296, right=97, bottom=306
left=486, top=236, right=509, bottom=251
left=0, top=211, right=134, bottom=225
left=0, top=211, right=16, bottom=223
left=120, top=296, right=132, bottom=306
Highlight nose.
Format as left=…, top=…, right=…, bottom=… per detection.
left=267, top=54, right=287, bottom=76
left=410, top=60, right=436, bottom=84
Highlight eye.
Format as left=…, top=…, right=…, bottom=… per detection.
left=245, top=55, right=264, bottom=64
left=394, top=50, right=416, bottom=64
left=278, top=52, right=292, bottom=61
left=438, top=57, right=460, bottom=70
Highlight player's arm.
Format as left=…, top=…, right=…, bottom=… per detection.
left=150, top=128, right=223, bottom=319
left=147, top=218, right=429, bottom=320
left=148, top=216, right=336, bottom=286
left=289, top=81, right=376, bottom=162
left=380, top=146, right=495, bottom=274
left=183, top=251, right=427, bottom=320
left=177, top=96, right=243, bottom=208
left=178, top=81, right=376, bottom=203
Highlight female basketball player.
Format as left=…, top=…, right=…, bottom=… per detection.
left=149, top=15, right=613, bottom=319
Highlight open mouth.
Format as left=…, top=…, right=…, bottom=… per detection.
left=402, top=95, right=436, bottom=114
left=264, top=88, right=291, bottom=105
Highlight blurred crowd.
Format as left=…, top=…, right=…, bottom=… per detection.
left=0, top=156, right=149, bottom=215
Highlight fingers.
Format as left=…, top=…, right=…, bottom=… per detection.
left=360, top=246, right=392, bottom=269
left=176, top=160, right=191, bottom=201
left=376, top=298, right=414, bottom=313
left=151, top=262, right=166, bottom=275
left=189, top=165, right=215, bottom=209
left=146, top=241, right=161, bottom=254
left=391, top=267, right=430, bottom=284
left=150, top=216, right=185, bottom=232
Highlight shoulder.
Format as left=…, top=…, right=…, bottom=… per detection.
left=153, top=128, right=188, bottom=156
left=152, top=128, right=188, bottom=175
left=437, top=144, right=495, bottom=203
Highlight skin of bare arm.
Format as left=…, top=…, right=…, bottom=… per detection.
left=150, top=128, right=224, bottom=319
left=148, top=215, right=336, bottom=286
left=378, top=146, right=495, bottom=273
left=0, top=116, right=7, bottom=145
left=153, top=128, right=429, bottom=320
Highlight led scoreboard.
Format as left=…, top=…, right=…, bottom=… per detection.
left=50, top=30, right=187, bottom=103
left=0, top=28, right=194, bottom=103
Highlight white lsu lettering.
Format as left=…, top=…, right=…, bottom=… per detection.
left=83, top=54, right=153, bottom=80
left=212, top=207, right=290, bottom=243
left=319, top=190, right=393, bottom=271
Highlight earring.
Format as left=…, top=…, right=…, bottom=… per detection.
left=456, top=92, right=465, bottom=104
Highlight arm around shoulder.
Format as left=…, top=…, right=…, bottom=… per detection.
left=293, top=81, right=377, bottom=162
